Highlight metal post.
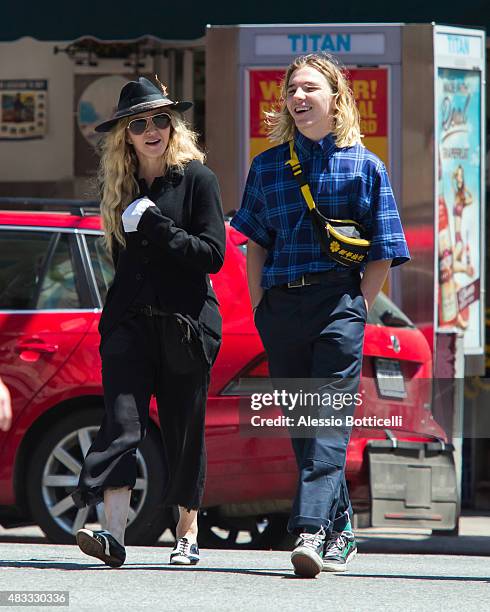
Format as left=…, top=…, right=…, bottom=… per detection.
left=433, top=329, right=465, bottom=530
left=452, top=331, right=465, bottom=519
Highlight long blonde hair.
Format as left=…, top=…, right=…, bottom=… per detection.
left=265, top=53, right=362, bottom=148
left=98, top=110, right=204, bottom=253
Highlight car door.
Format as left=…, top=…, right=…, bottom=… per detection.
left=0, top=227, right=95, bottom=443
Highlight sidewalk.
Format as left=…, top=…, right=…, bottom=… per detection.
left=356, top=513, right=490, bottom=555
left=0, top=512, right=489, bottom=555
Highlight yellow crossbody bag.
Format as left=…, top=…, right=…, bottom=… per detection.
left=286, top=140, right=371, bottom=267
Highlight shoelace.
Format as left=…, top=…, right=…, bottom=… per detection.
left=175, top=538, right=191, bottom=556
left=325, top=531, right=352, bottom=556
left=299, top=526, right=326, bottom=549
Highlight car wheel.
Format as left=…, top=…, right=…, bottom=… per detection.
left=197, top=510, right=291, bottom=549
left=26, top=409, right=171, bottom=545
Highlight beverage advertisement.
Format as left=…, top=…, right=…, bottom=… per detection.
left=436, top=68, right=482, bottom=352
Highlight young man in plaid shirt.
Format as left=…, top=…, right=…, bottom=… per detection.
left=231, top=53, right=410, bottom=578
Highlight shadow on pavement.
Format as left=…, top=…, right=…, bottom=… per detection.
left=0, top=535, right=49, bottom=545
left=0, top=559, right=488, bottom=583
left=0, top=560, right=295, bottom=578
left=338, top=573, right=490, bottom=583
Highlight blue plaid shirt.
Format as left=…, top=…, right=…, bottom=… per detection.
left=231, top=131, right=410, bottom=288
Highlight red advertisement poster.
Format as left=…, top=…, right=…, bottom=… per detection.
left=347, top=68, right=388, bottom=164
left=248, top=67, right=389, bottom=166
left=249, top=69, right=284, bottom=160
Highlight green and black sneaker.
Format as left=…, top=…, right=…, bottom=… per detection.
left=291, top=526, right=326, bottom=578
left=322, top=529, right=357, bottom=572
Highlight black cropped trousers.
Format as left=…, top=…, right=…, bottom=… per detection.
left=72, top=311, right=210, bottom=511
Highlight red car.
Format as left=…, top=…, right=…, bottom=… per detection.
left=0, top=200, right=457, bottom=547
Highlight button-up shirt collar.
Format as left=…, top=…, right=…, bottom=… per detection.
left=294, top=130, right=337, bottom=160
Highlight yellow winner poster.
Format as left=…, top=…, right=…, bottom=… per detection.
left=247, top=67, right=389, bottom=167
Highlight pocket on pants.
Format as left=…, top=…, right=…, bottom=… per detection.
left=199, top=298, right=222, bottom=367
left=165, top=314, right=202, bottom=374
left=347, top=286, right=367, bottom=322
left=201, top=326, right=221, bottom=367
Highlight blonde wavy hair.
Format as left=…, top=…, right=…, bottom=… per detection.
left=98, top=108, right=204, bottom=253
left=265, top=53, right=362, bottom=148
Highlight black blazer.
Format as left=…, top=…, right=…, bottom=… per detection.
left=99, top=160, right=226, bottom=364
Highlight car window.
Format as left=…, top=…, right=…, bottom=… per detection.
left=367, top=291, right=414, bottom=328
left=0, top=230, right=53, bottom=309
left=37, top=233, right=86, bottom=309
left=85, top=234, right=115, bottom=303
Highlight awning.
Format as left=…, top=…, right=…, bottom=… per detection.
left=1, top=2, right=488, bottom=42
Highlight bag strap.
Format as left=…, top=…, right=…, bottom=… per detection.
left=285, top=140, right=366, bottom=232
left=285, top=140, right=317, bottom=212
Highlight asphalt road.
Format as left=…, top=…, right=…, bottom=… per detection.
left=0, top=542, right=488, bottom=612
left=1, top=516, right=489, bottom=611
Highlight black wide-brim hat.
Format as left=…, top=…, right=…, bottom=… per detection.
left=95, top=76, right=192, bottom=133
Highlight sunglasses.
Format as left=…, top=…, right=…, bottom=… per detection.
left=127, top=112, right=171, bottom=136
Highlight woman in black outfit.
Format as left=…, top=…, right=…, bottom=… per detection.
left=71, top=77, right=225, bottom=568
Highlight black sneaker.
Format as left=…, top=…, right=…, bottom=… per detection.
left=290, top=527, right=326, bottom=578
left=322, top=529, right=357, bottom=572
left=76, top=529, right=126, bottom=568
left=170, top=537, right=200, bottom=565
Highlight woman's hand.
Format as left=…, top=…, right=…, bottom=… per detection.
left=122, top=197, right=156, bottom=232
